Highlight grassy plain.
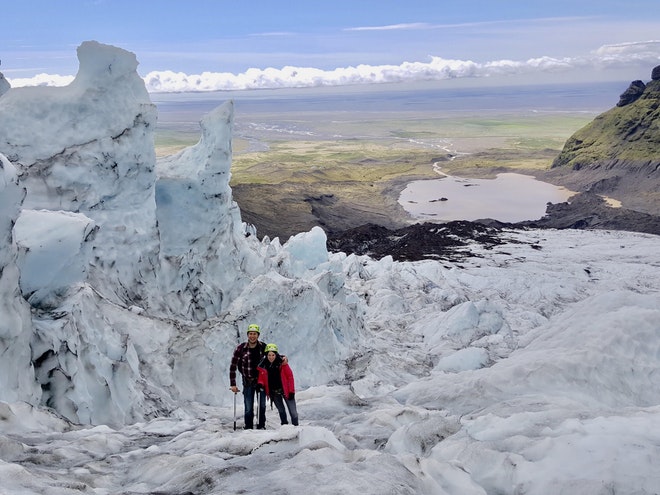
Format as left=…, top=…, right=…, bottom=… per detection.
left=155, top=111, right=596, bottom=239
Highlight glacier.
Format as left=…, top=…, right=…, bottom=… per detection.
left=0, top=41, right=659, bottom=494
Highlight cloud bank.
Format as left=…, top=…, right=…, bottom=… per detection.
left=6, top=41, right=660, bottom=93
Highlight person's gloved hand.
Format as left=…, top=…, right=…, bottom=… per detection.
left=288, top=393, right=295, bottom=400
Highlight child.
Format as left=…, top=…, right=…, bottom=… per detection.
left=257, top=343, right=299, bottom=426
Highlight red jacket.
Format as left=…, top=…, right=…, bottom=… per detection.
left=257, top=361, right=295, bottom=398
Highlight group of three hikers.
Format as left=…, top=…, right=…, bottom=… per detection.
left=229, top=323, right=299, bottom=429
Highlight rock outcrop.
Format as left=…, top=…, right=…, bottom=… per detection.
left=617, top=80, right=645, bottom=106
left=652, top=64, right=660, bottom=81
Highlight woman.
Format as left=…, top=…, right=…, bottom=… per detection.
left=257, top=343, right=299, bottom=426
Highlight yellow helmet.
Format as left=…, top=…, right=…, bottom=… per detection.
left=265, top=343, right=279, bottom=353
left=247, top=324, right=260, bottom=334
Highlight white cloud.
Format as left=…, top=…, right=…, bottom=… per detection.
left=248, top=31, right=297, bottom=37
left=345, top=23, right=432, bottom=32
left=7, top=73, right=75, bottom=88
left=6, top=41, right=659, bottom=93
left=595, top=40, right=660, bottom=59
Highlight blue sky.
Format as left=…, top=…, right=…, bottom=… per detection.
left=3, top=0, right=660, bottom=91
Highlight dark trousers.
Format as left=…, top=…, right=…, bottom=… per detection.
left=243, top=382, right=266, bottom=429
left=271, top=393, right=299, bottom=426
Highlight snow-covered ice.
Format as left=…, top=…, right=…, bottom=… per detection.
left=0, top=41, right=659, bottom=494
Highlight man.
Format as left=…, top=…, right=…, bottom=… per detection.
left=229, top=323, right=268, bottom=429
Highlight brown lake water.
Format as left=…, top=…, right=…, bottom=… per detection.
left=398, top=172, right=575, bottom=222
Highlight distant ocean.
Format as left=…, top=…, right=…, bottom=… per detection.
left=151, top=80, right=628, bottom=132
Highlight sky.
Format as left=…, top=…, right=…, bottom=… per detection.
left=2, top=0, right=660, bottom=91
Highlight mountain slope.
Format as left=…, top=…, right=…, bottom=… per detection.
left=549, top=66, right=660, bottom=214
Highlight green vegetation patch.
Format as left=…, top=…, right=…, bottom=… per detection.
left=554, top=81, right=660, bottom=168
left=228, top=113, right=594, bottom=185
left=231, top=140, right=440, bottom=186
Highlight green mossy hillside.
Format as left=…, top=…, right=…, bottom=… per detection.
left=552, top=79, right=660, bottom=170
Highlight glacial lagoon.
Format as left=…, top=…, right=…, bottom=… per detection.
left=398, top=172, right=575, bottom=222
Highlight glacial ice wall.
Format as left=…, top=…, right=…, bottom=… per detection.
left=0, top=156, right=41, bottom=403
left=0, top=41, right=362, bottom=424
left=0, top=41, right=159, bottom=309
left=0, top=72, right=9, bottom=97
left=156, top=101, right=268, bottom=320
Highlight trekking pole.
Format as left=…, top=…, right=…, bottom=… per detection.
left=233, top=392, right=237, bottom=431
left=255, top=388, right=260, bottom=429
